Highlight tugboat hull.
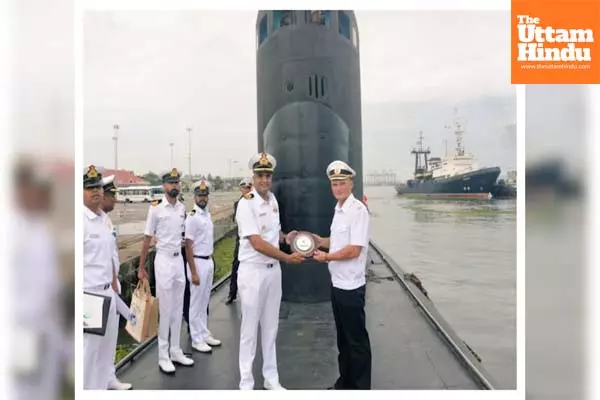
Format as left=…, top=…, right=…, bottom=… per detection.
left=395, top=167, right=501, bottom=199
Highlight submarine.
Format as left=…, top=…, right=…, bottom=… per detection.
left=115, top=10, right=498, bottom=390
left=257, top=10, right=363, bottom=302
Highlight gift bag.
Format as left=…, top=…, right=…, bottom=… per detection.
left=125, top=280, right=159, bottom=343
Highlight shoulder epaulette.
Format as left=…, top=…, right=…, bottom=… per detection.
left=243, top=193, right=254, bottom=200
left=151, top=199, right=162, bottom=206
left=189, top=208, right=196, bottom=216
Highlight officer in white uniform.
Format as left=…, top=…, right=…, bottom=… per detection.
left=83, top=165, right=120, bottom=389
left=184, top=179, right=222, bottom=353
left=226, top=177, right=253, bottom=305
left=138, top=168, right=194, bottom=373
left=311, top=160, right=372, bottom=390
left=13, top=160, right=63, bottom=400
left=235, top=152, right=304, bottom=390
left=98, top=175, right=134, bottom=390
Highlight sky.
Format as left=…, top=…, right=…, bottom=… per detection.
left=82, top=10, right=515, bottom=178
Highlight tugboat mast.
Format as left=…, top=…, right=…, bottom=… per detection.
left=445, top=107, right=465, bottom=157
left=410, top=131, right=431, bottom=179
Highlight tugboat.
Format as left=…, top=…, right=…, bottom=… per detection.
left=395, top=115, right=501, bottom=199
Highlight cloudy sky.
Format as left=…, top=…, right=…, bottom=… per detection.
left=83, top=10, right=515, bottom=178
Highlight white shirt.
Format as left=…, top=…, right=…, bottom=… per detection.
left=236, top=188, right=280, bottom=264
left=83, top=206, right=114, bottom=289
left=14, top=210, right=60, bottom=323
left=328, top=193, right=370, bottom=290
left=184, top=204, right=214, bottom=256
left=105, top=214, right=120, bottom=274
left=143, top=196, right=186, bottom=252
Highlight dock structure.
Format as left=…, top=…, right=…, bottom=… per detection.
left=115, top=242, right=496, bottom=390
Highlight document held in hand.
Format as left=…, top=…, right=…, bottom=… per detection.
left=83, top=291, right=111, bottom=336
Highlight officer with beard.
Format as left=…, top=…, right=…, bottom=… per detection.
left=138, top=168, right=194, bottom=374
left=184, top=180, right=222, bottom=353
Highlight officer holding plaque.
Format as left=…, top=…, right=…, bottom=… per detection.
left=235, top=152, right=304, bottom=390
left=289, top=160, right=372, bottom=390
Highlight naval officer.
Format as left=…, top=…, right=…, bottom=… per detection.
left=99, top=175, right=133, bottom=390
left=184, top=179, right=222, bottom=352
left=83, top=165, right=120, bottom=389
left=226, top=177, right=253, bottom=304
left=235, top=152, right=304, bottom=390
left=138, top=168, right=194, bottom=373
left=312, top=160, right=372, bottom=390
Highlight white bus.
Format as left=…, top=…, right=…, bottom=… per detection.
left=117, top=186, right=153, bottom=203
left=148, top=186, right=164, bottom=201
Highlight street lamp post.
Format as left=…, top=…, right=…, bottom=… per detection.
left=187, top=127, right=192, bottom=179
left=113, top=124, right=119, bottom=170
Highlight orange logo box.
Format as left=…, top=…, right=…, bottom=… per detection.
left=511, top=0, right=600, bottom=83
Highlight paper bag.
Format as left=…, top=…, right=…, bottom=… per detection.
left=125, top=280, right=159, bottom=343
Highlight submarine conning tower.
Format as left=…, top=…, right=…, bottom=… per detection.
left=256, top=10, right=363, bottom=302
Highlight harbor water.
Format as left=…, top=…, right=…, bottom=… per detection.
left=366, top=185, right=516, bottom=389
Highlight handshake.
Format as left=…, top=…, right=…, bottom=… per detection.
left=283, top=230, right=329, bottom=263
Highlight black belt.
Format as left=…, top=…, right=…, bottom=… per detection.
left=158, top=249, right=180, bottom=257
left=86, top=283, right=110, bottom=291
left=193, top=255, right=212, bottom=260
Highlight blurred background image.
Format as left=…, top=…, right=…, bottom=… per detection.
left=525, top=85, right=589, bottom=400
left=8, top=0, right=75, bottom=399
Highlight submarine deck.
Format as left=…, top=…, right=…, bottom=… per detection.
left=116, top=243, right=495, bottom=390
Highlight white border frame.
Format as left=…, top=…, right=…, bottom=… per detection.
left=75, top=1, right=524, bottom=399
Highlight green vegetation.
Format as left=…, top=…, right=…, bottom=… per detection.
left=114, top=233, right=236, bottom=364
left=212, top=235, right=236, bottom=281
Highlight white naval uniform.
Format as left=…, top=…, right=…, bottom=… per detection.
left=83, top=207, right=118, bottom=389
left=144, top=196, right=187, bottom=363
left=328, top=193, right=370, bottom=290
left=184, top=205, right=215, bottom=344
left=235, top=188, right=282, bottom=390
left=14, top=211, right=62, bottom=400
left=105, top=215, right=121, bottom=386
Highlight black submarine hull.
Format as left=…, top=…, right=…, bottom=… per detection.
left=256, top=10, right=362, bottom=302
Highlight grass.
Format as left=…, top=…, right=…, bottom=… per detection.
left=113, top=233, right=237, bottom=364
left=212, top=235, right=236, bottom=282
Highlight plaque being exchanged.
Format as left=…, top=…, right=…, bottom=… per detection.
left=291, top=231, right=318, bottom=257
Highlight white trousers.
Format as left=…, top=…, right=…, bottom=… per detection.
left=83, top=286, right=117, bottom=389
left=238, top=262, right=282, bottom=390
left=154, top=251, right=186, bottom=361
left=108, top=281, right=121, bottom=385
left=186, top=257, right=214, bottom=343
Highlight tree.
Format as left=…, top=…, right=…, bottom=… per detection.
left=143, top=172, right=162, bottom=185
left=213, top=175, right=224, bottom=190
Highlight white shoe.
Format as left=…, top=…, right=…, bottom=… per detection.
left=108, top=379, right=132, bottom=390
left=264, top=380, right=286, bottom=390
left=192, top=340, right=212, bottom=353
left=205, top=335, right=222, bottom=347
left=158, top=359, right=176, bottom=374
left=170, top=351, right=194, bottom=366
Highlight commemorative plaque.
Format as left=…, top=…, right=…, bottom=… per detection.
left=290, top=231, right=318, bottom=257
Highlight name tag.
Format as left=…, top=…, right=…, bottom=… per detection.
left=259, top=212, right=267, bottom=217
left=89, top=233, right=100, bottom=239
